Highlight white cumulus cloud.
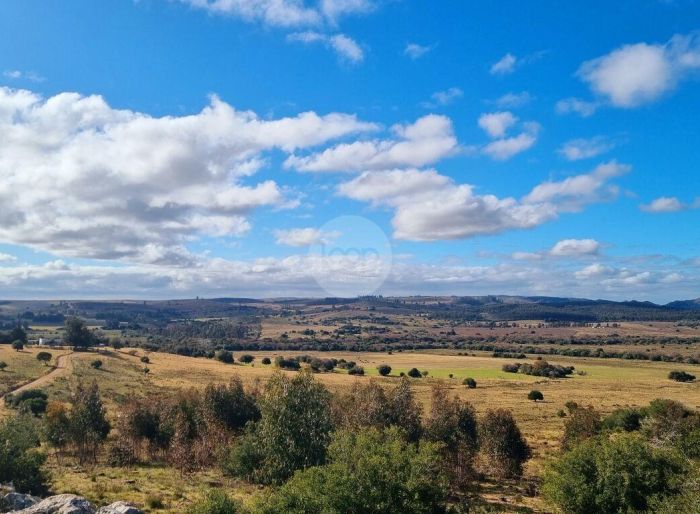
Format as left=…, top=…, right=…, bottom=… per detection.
left=285, top=114, right=457, bottom=172
left=0, top=87, right=375, bottom=264
left=577, top=32, right=700, bottom=108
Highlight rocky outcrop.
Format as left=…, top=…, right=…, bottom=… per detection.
left=4, top=495, right=144, bottom=514
left=95, top=502, right=143, bottom=514
left=9, top=494, right=93, bottom=513
left=1, top=493, right=39, bottom=511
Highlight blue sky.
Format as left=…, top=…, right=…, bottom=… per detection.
left=0, top=0, right=699, bottom=301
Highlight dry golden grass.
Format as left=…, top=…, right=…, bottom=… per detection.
left=6, top=346, right=700, bottom=513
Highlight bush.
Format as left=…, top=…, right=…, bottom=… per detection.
left=347, top=366, right=364, bottom=376
left=274, top=356, right=301, bottom=370
left=479, top=409, right=531, bottom=478
left=187, top=490, right=239, bottom=514
left=261, top=357, right=271, bottom=365
left=407, top=367, right=422, bottom=378
left=463, top=377, right=477, bottom=388
left=542, top=434, right=685, bottom=514
left=602, top=408, right=642, bottom=432
left=332, top=377, right=422, bottom=442
left=562, top=405, right=601, bottom=450
left=140, top=355, right=151, bottom=364
left=238, top=354, right=255, bottom=364
left=213, top=350, right=232, bottom=364
left=146, top=495, right=165, bottom=509
left=668, top=370, right=695, bottom=382
left=377, top=364, right=391, bottom=376
left=528, top=390, right=544, bottom=402
left=202, top=377, right=260, bottom=432
left=256, top=427, right=448, bottom=514
left=0, top=415, right=48, bottom=494
left=91, top=359, right=103, bottom=370
left=11, top=340, right=24, bottom=352
left=0, top=361, right=7, bottom=371
left=5, top=389, right=48, bottom=415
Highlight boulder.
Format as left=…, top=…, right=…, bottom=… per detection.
left=95, top=502, right=143, bottom=514
left=10, top=494, right=94, bottom=513
left=2, top=493, right=39, bottom=511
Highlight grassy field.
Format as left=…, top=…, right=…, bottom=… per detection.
left=4, top=345, right=700, bottom=512
left=0, top=346, right=71, bottom=398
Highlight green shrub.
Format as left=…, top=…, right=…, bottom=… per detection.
left=527, top=390, right=544, bottom=402
left=602, top=408, right=642, bottom=432
left=542, top=434, right=684, bottom=514
left=463, top=377, right=477, bottom=388
left=90, top=359, right=103, bottom=369
left=377, top=364, right=391, bottom=376
left=0, top=415, right=48, bottom=494
left=187, top=489, right=239, bottom=514
left=407, top=367, right=421, bottom=378
left=668, top=370, right=695, bottom=382
left=256, top=427, right=448, bottom=514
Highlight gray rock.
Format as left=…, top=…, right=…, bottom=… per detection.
left=2, top=492, right=39, bottom=511
left=11, top=494, right=94, bottom=514
left=95, top=502, right=143, bottom=514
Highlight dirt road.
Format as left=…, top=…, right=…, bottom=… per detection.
left=11, top=351, right=74, bottom=395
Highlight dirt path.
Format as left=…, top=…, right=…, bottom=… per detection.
left=11, top=351, right=74, bottom=395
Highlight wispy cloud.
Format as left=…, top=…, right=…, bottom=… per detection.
left=421, top=87, right=463, bottom=108
left=287, top=31, right=364, bottom=63
left=558, top=136, right=615, bottom=161
left=3, top=70, right=45, bottom=82
left=640, top=196, right=700, bottom=213
left=404, top=42, right=435, bottom=59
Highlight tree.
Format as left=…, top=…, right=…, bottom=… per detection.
left=463, top=377, right=477, bottom=389
left=407, top=367, right=422, bottom=378
left=12, top=340, right=24, bottom=352
left=36, top=351, right=52, bottom=366
left=64, top=317, right=96, bottom=348
left=424, top=383, right=479, bottom=488
left=256, top=427, right=448, bottom=514
left=542, top=434, right=684, bottom=514
left=377, top=364, right=391, bottom=376
left=69, top=381, right=111, bottom=463
left=91, top=359, right=103, bottom=370
left=230, top=370, right=333, bottom=484
left=528, top=390, right=544, bottom=402
left=8, top=326, right=27, bottom=345
left=43, top=401, right=71, bottom=457
left=479, top=409, right=531, bottom=478
left=385, top=376, right=422, bottom=442
left=238, top=354, right=255, bottom=364
left=562, top=405, right=601, bottom=450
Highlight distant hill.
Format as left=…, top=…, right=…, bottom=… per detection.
left=2, top=295, right=700, bottom=324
